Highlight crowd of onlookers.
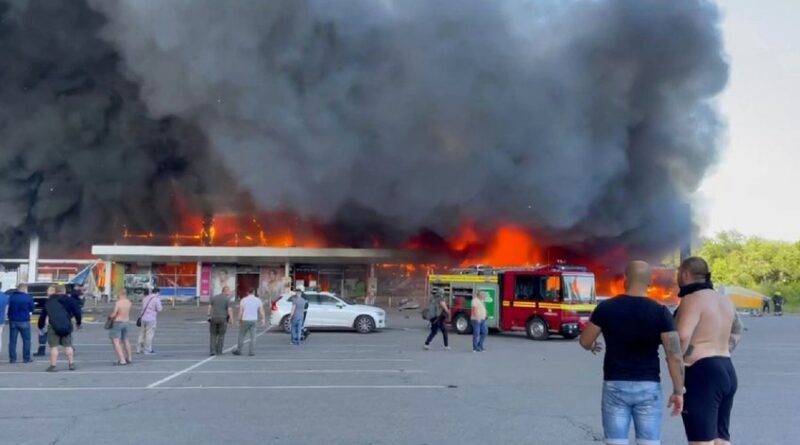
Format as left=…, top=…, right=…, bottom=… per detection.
left=0, top=283, right=311, bottom=372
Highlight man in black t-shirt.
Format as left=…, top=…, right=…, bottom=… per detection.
left=580, top=261, right=685, bottom=445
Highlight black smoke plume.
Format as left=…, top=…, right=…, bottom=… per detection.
left=1, top=0, right=728, bottom=261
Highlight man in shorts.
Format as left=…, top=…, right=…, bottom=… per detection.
left=38, top=285, right=82, bottom=372
left=109, top=290, right=133, bottom=365
left=676, top=257, right=742, bottom=445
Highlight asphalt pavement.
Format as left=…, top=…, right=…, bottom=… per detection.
left=0, top=307, right=796, bottom=444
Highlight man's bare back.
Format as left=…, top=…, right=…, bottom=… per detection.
left=113, top=299, right=132, bottom=322
left=677, top=288, right=741, bottom=366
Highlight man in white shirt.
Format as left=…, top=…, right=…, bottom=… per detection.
left=232, top=289, right=265, bottom=356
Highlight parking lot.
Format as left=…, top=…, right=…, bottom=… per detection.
left=1, top=307, right=796, bottom=445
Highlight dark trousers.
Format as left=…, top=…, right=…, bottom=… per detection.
left=425, top=316, right=448, bottom=347
left=209, top=319, right=227, bottom=355
left=9, top=321, right=32, bottom=362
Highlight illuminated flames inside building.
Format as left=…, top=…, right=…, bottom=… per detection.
left=118, top=212, right=679, bottom=303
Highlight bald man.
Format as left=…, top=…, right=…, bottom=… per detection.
left=581, top=261, right=685, bottom=445
left=675, top=257, right=741, bottom=445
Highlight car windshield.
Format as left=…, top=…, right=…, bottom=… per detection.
left=563, top=275, right=595, bottom=304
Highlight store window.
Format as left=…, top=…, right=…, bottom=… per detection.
left=155, top=263, right=198, bottom=297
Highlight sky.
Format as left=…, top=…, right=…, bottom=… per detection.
left=698, top=0, right=800, bottom=241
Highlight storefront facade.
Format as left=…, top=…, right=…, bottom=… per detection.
left=92, top=246, right=415, bottom=302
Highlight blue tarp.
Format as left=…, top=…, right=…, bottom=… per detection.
left=69, top=262, right=97, bottom=285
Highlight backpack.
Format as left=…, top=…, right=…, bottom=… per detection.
left=46, top=296, right=73, bottom=337
left=421, top=298, right=440, bottom=320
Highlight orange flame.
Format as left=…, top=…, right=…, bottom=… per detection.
left=448, top=223, right=543, bottom=267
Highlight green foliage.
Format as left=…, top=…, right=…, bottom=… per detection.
left=696, top=231, right=800, bottom=310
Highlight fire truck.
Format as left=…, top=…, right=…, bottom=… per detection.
left=427, top=265, right=597, bottom=340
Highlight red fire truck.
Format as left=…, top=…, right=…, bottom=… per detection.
left=427, top=265, right=597, bottom=340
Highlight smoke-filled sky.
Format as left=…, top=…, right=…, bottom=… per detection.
left=0, top=0, right=728, bottom=258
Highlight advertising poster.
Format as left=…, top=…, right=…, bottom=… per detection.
left=200, top=264, right=212, bottom=302
left=212, top=266, right=237, bottom=298
left=259, top=266, right=288, bottom=301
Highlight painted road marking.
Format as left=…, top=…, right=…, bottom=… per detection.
left=0, top=385, right=450, bottom=392
left=0, top=369, right=424, bottom=375
left=146, top=326, right=270, bottom=389
left=33, top=358, right=414, bottom=364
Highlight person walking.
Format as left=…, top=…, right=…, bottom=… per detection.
left=289, top=291, right=307, bottom=346
left=772, top=292, right=784, bottom=315
left=0, top=284, right=8, bottom=360
left=580, top=261, right=685, bottom=445
left=233, top=289, right=265, bottom=356
left=424, top=291, right=451, bottom=350
left=208, top=286, right=234, bottom=356
left=136, top=288, right=162, bottom=355
left=108, top=290, right=133, bottom=365
left=7, top=284, right=35, bottom=364
left=38, top=285, right=82, bottom=372
left=676, top=257, right=742, bottom=445
left=470, top=291, right=489, bottom=352
left=761, top=296, right=770, bottom=315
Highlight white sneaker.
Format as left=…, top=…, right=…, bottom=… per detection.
left=423, top=344, right=431, bottom=350
left=444, top=346, right=451, bottom=350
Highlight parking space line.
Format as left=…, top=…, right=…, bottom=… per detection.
left=41, top=358, right=414, bottom=363
left=0, top=369, right=423, bottom=375
left=145, top=327, right=271, bottom=389
left=0, top=385, right=450, bottom=392
left=192, top=369, right=425, bottom=374
left=160, top=385, right=448, bottom=390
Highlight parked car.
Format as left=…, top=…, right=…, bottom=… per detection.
left=270, top=292, right=386, bottom=334
left=25, top=282, right=58, bottom=313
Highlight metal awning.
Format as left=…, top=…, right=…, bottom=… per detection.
left=91, top=245, right=420, bottom=265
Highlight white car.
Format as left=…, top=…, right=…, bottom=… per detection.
left=270, top=292, right=386, bottom=334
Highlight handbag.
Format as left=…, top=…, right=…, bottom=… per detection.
left=104, top=315, right=115, bottom=330
left=137, top=296, right=155, bottom=328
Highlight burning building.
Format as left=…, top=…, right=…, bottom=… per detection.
left=0, top=0, right=728, bottom=298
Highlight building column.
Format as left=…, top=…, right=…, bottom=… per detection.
left=27, top=236, right=39, bottom=283
left=104, top=260, right=113, bottom=301
left=196, top=261, right=202, bottom=306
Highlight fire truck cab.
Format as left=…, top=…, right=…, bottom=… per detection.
left=428, top=265, right=597, bottom=340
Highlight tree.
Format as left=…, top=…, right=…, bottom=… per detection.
left=696, top=232, right=800, bottom=310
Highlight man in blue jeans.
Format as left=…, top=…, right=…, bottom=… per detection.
left=580, top=261, right=685, bottom=445
left=289, top=291, right=307, bottom=346
left=471, top=291, right=488, bottom=352
left=0, top=284, right=8, bottom=359
left=7, top=284, right=36, bottom=363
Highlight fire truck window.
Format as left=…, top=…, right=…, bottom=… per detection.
left=514, top=276, right=538, bottom=301
left=543, top=276, right=561, bottom=302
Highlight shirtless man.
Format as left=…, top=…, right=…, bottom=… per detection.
left=675, top=257, right=743, bottom=445
left=109, top=290, right=133, bottom=365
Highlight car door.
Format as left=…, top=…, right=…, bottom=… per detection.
left=301, top=294, right=323, bottom=327
left=317, top=294, right=349, bottom=327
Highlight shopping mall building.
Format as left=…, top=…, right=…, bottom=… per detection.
left=0, top=238, right=425, bottom=303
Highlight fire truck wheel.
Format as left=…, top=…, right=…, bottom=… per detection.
left=281, top=316, right=291, bottom=333
left=453, top=313, right=472, bottom=335
left=354, top=315, right=376, bottom=333
left=526, top=317, right=549, bottom=341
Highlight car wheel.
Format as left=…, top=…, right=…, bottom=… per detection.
left=281, top=315, right=291, bottom=333
left=526, top=317, right=549, bottom=341
left=354, top=315, right=376, bottom=334
left=453, top=313, right=472, bottom=335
